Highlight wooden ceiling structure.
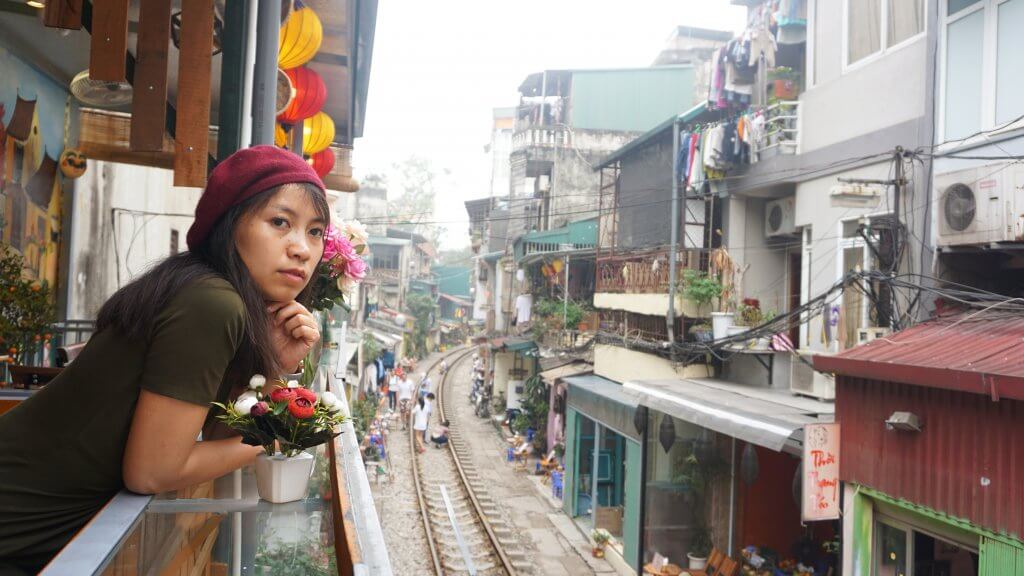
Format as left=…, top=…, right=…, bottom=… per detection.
left=23, top=0, right=375, bottom=189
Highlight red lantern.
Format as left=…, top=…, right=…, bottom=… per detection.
left=308, top=148, right=335, bottom=178
left=276, top=66, right=326, bottom=124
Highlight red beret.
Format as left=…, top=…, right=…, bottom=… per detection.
left=187, top=145, right=326, bottom=250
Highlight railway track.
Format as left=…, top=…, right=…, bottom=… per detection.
left=409, top=348, right=528, bottom=576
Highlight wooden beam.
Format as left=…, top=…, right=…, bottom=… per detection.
left=173, top=0, right=215, bottom=187
left=43, top=0, right=83, bottom=30
left=89, top=0, right=129, bottom=81
left=130, top=0, right=172, bottom=151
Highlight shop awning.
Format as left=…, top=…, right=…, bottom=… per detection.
left=539, top=361, right=592, bottom=385
left=489, top=337, right=537, bottom=353
left=565, top=375, right=641, bottom=442
left=624, top=377, right=834, bottom=452
left=439, top=293, right=473, bottom=307
left=366, top=329, right=401, bottom=348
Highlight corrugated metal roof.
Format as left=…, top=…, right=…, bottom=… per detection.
left=815, top=312, right=1024, bottom=401
left=595, top=101, right=710, bottom=170
left=569, top=67, right=695, bottom=132
left=539, top=362, right=592, bottom=384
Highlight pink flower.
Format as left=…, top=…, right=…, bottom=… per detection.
left=345, top=255, right=368, bottom=281
left=323, top=225, right=357, bottom=264
left=251, top=401, right=270, bottom=416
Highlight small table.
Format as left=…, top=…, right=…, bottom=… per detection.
left=644, top=562, right=683, bottom=576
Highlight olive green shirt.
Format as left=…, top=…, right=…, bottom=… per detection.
left=0, top=277, right=245, bottom=573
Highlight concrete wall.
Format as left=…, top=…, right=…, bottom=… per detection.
left=724, top=196, right=791, bottom=313
left=801, top=1, right=928, bottom=153
left=547, top=130, right=638, bottom=230
left=67, top=160, right=200, bottom=320
left=353, top=186, right=388, bottom=236
left=594, top=344, right=711, bottom=383
left=594, top=292, right=701, bottom=319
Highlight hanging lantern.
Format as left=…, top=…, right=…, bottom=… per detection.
left=740, top=443, right=759, bottom=485
left=278, top=7, right=323, bottom=69
left=308, top=148, right=335, bottom=178
left=277, top=66, right=326, bottom=123
left=658, top=414, right=676, bottom=453
left=59, top=149, right=87, bottom=179
left=302, top=111, right=335, bottom=154
left=274, top=123, right=289, bottom=147
left=632, top=406, right=647, bottom=436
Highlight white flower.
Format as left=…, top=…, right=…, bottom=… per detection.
left=336, top=274, right=358, bottom=293
left=321, top=391, right=339, bottom=406
left=234, top=391, right=259, bottom=415
left=344, top=219, right=369, bottom=246
left=248, top=374, right=266, bottom=390
left=286, top=379, right=299, bottom=388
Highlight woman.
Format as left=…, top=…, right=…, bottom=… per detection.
left=411, top=396, right=429, bottom=453
left=430, top=420, right=450, bottom=448
left=0, top=146, right=327, bottom=573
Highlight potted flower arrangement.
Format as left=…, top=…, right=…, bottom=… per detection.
left=0, top=247, right=56, bottom=384
left=213, top=375, right=349, bottom=503
left=590, top=528, right=612, bottom=558
left=768, top=66, right=800, bottom=100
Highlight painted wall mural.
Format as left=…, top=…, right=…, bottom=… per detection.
left=0, top=46, right=69, bottom=286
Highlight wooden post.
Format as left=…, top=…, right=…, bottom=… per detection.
left=44, top=0, right=83, bottom=30
left=89, top=0, right=129, bottom=81
left=130, top=0, right=171, bottom=151
left=173, top=0, right=215, bottom=187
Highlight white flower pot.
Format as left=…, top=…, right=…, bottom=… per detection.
left=710, top=312, right=735, bottom=340
left=255, top=452, right=315, bottom=504
left=687, top=553, right=707, bottom=570
left=726, top=325, right=749, bottom=338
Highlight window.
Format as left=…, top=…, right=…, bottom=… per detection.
left=846, top=0, right=925, bottom=66
left=942, top=0, right=1024, bottom=142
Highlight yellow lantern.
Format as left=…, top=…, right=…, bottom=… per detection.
left=278, top=7, right=323, bottom=69
left=302, top=112, right=335, bottom=154
left=274, top=123, right=288, bottom=147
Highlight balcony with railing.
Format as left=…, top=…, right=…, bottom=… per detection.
left=595, top=248, right=706, bottom=294
left=511, top=125, right=573, bottom=152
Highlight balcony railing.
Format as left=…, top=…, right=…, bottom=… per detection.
left=599, top=309, right=686, bottom=343
left=367, top=268, right=401, bottom=282
left=511, top=126, right=573, bottom=152
left=596, top=248, right=706, bottom=294
left=753, top=100, right=799, bottom=160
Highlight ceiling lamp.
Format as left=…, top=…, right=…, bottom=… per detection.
left=302, top=111, right=334, bottom=154
left=278, top=6, right=323, bottom=69
left=277, top=66, right=326, bottom=124
left=308, top=148, right=335, bottom=178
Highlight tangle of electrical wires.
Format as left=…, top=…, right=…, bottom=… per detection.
left=594, top=269, right=1024, bottom=367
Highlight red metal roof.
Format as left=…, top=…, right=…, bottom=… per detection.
left=814, top=312, right=1024, bottom=401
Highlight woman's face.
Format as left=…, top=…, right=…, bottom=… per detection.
left=235, top=184, right=326, bottom=303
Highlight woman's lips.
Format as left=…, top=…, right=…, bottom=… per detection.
left=279, top=270, right=305, bottom=284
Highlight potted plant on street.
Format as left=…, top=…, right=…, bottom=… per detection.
left=0, top=247, right=56, bottom=387
left=689, top=322, right=714, bottom=343
left=591, top=528, right=612, bottom=558
left=213, top=376, right=349, bottom=503
left=687, top=525, right=713, bottom=570
left=673, top=438, right=726, bottom=570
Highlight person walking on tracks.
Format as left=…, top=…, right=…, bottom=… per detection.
left=412, top=396, right=429, bottom=453
left=397, top=370, right=415, bottom=430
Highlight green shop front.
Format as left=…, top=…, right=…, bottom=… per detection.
left=562, top=375, right=644, bottom=569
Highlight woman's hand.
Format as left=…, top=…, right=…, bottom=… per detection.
left=268, top=300, right=320, bottom=372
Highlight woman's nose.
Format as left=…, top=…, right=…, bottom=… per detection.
left=287, top=233, right=311, bottom=260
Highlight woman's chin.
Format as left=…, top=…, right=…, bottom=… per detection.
left=261, top=286, right=301, bottom=303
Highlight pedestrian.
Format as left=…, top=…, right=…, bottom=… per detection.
left=387, top=369, right=399, bottom=412
left=423, top=392, right=436, bottom=444
left=0, top=146, right=328, bottom=573
left=397, top=370, right=414, bottom=430
left=430, top=420, right=451, bottom=448
left=418, top=372, right=432, bottom=399
left=412, top=397, right=429, bottom=453
left=439, top=359, right=448, bottom=376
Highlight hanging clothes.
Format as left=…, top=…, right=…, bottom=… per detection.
left=749, top=24, right=777, bottom=68
left=676, top=130, right=690, bottom=183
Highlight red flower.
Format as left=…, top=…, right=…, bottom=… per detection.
left=270, top=388, right=298, bottom=403
left=251, top=401, right=270, bottom=417
left=288, top=397, right=315, bottom=419
left=294, top=387, right=317, bottom=403
left=742, top=298, right=761, bottom=309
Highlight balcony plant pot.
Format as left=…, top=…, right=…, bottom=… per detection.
left=773, top=78, right=798, bottom=99
left=710, top=312, right=734, bottom=340
left=255, top=451, right=315, bottom=504
left=687, top=553, right=707, bottom=570
left=692, top=327, right=714, bottom=343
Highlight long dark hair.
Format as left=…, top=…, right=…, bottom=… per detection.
left=97, top=183, right=330, bottom=381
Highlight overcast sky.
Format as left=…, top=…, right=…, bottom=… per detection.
left=354, top=0, right=747, bottom=249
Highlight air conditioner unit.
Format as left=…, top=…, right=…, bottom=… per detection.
left=935, top=164, right=1024, bottom=247
left=856, top=326, right=891, bottom=345
left=790, top=351, right=835, bottom=400
left=765, top=197, right=797, bottom=237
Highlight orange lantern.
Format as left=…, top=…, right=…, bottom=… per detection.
left=308, top=148, right=335, bottom=178
left=277, top=67, right=326, bottom=123
left=302, top=111, right=334, bottom=154
left=274, top=123, right=289, bottom=147
left=278, top=7, right=323, bottom=69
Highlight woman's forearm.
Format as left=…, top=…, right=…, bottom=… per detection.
left=150, top=438, right=262, bottom=494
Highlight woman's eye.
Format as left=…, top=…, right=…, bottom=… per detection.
left=271, top=217, right=288, bottom=228
left=309, top=228, right=324, bottom=238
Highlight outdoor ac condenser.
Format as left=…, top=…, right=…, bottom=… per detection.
left=935, top=164, right=1024, bottom=247
left=765, top=196, right=797, bottom=237
left=790, top=351, right=835, bottom=400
